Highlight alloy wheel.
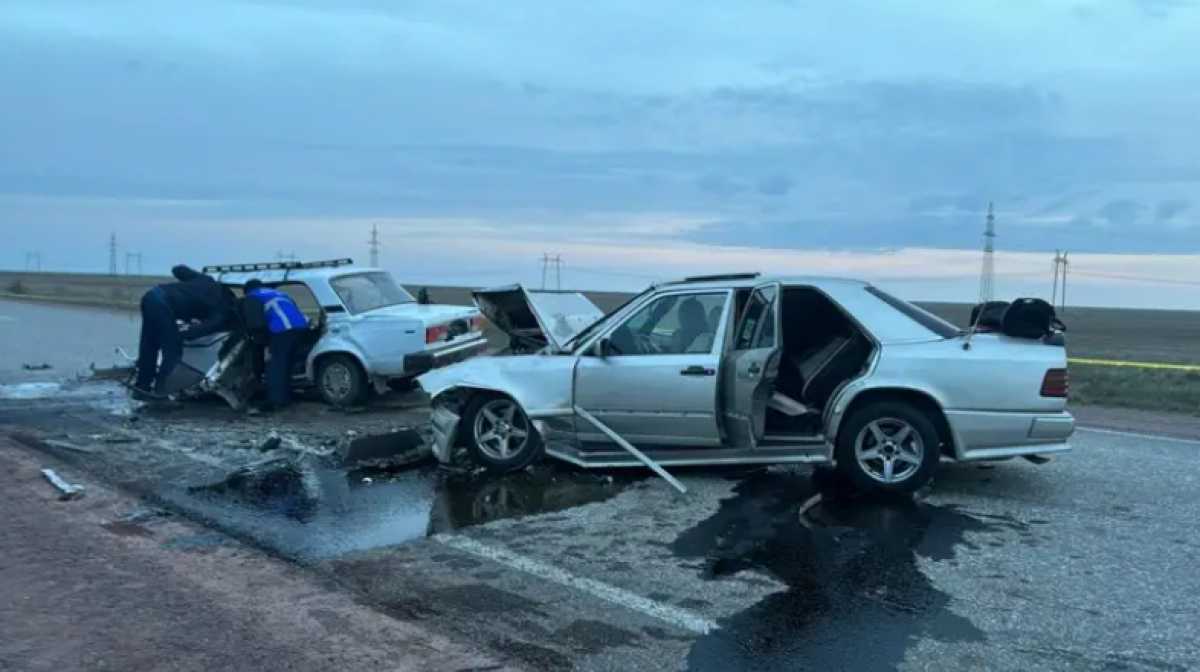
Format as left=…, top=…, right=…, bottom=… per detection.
left=473, top=398, right=531, bottom=461
left=854, top=417, right=925, bottom=484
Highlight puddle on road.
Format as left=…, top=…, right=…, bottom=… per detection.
left=183, top=459, right=635, bottom=562
left=676, top=470, right=1016, bottom=671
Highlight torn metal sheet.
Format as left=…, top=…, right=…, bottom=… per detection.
left=41, top=468, right=85, bottom=500
left=337, top=428, right=428, bottom=466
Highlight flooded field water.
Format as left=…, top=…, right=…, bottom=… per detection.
left=0, top=298, right=139, bottom=384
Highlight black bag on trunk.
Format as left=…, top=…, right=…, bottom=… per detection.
left=1001, top=298, right=1065, bottom=339
left=969, top=301, right=1010, bottom=331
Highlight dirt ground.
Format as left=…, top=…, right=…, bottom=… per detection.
left=0, top=436, right=518, bottom=672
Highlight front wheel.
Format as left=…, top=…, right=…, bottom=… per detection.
left=317, top=354, right=368, bottom=407
left=463, top=395, right=544, bottom=472
left=836, top=401, right=940, bottom=493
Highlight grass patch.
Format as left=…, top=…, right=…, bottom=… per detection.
left=1071, top=364, right=1200, bottom=416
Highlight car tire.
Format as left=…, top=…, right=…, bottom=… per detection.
left=462, top=394, right=544, bottom=473
left=835, top=401, right=940, bottom=493
left=317, top=354, right=368, bottom=407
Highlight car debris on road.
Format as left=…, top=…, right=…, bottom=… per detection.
left=41, top=468, right=85, bottom=500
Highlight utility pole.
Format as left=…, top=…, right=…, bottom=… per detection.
left=25, top=252, right=42, bottom=272
left=125, top=252, right=143, bottom=275
left=108, top=233, right=118, bottom=276
left=541, top=253, right=562, bottom=290
left=978, top=202, right=996, bottom=303
left=1060, top=251, right=1068, bottom=315
left=368, top=224, right=381, bottom=268
left=1051, top=250, right=1070, bottom=314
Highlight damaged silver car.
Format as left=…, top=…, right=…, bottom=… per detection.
left=419, top=273, right=1075, bottom=493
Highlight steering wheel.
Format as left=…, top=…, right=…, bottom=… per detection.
left=634, top=332, right=659, bottom=354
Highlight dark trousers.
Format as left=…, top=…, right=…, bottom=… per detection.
left=266, top=329, right=302, bottom=406
left=136, top=288, right=182, bottom=393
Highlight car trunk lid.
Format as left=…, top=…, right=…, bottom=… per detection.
left=472, top=285, right=604, bottom=352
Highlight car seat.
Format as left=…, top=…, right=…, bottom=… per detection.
left=673, top=298, right=711, bottom=353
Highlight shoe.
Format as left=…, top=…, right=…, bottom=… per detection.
left=127, top=383, right=159, bottom=402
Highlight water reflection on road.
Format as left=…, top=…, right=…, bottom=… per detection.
left=183, top=459, right=637, bottom=562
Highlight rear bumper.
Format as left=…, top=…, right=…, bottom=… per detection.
left=944, top=409, right=1075, bottom=460
left=403, top=337, right=488, bottom=377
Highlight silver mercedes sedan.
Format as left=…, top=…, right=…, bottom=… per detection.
left=418, top=274, right=1074, bottom=493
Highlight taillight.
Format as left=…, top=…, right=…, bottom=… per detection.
left=471, top=316, right=486, bottom=332
left=425, top=324, right=448, bottom=344
left=1041, top=368, right=1069, bottom=398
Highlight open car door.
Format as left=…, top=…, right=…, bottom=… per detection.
left=721, top=283, right=782, bottom=448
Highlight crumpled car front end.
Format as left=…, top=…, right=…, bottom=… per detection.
left=417, top=354, right=578, bottom=464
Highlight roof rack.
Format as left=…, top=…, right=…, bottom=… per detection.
left=677, top=272, right=761, bottom=283
left=202, top=258, right=355, bottom=274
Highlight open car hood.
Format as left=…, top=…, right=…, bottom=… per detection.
left=472, top=285, right=604, bottom=352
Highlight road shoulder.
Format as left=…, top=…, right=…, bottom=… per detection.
left=0, top=437, right=518, bottom=672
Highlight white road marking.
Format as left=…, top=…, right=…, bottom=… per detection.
left=433, top=534, right=719, bottom=635
left=1077, top=426, right=1200, bottom=446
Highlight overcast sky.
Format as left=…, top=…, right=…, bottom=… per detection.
left=3, top=1, right=1199, bottom=307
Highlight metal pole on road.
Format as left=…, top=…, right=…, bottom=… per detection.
left=573, top=406, right=688, bottom=494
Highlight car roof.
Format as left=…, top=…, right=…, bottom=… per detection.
left=657, top=274, right=871, bottom=291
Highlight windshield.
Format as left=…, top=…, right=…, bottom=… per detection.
left=331, top=272, right=415, bottom=314
left=564, top=287, right=653, bottom=352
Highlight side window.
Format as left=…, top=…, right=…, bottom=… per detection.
left=608, top=292, right=727, bottom=356
left=735, top=286, right=777, bottom=350
left=279, top=283, right=322, bottom=324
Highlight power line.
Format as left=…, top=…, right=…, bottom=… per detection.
left=1071, top=269, right=1200, bottom=287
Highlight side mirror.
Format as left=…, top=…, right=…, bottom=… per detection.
left=593, top=338, right=612, bottom=358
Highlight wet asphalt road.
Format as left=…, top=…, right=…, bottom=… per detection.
left=2, top=379, right=1198, bottom=672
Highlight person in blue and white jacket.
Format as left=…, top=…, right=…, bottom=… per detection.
left=243, top=279, right=309, bottom=412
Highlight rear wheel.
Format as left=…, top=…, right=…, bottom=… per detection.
left=463, top=394, right=544, bottom=472
left=317, top=354, right=368, bottom=407
left=836, top=401, right=940, bottom=493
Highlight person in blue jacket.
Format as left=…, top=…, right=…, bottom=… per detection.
left=243, top=279, right=309, bottom=411
left=133, top=265, right=234, bottom=399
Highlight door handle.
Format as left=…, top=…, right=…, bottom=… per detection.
left=747, top=362, right=762, bottom=375
left=680, top=365, right=715, bottom=377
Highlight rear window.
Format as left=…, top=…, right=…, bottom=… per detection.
left=865, top=287, right=961, bottom=339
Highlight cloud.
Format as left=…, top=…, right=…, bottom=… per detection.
left=757, top=174, right=793, bottom=196
left=2, top=0, right=1200, bottom=307
left=1096, top=199, right=1145, bottom=228
left=1155, top=199, right=1190, bottom=222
